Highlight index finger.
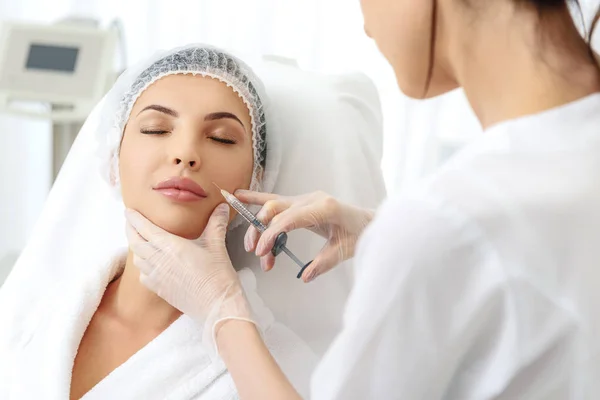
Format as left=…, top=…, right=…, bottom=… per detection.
left=234, top=190, right=280, bottom=206
left=255, top=206, right=319, bottom=257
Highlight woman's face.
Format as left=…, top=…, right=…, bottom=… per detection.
left=360, top=0, right=459, bottom=98
left=119, top=74, right=254, bottom=239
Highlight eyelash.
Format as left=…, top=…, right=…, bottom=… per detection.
left=140, top=130, right=236, bottom=145
left=210, top=137, right=236, bottom=145
left=140, top=130, right=168, bottom=135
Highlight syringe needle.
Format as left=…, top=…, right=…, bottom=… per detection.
left=213, top=182, right=229, bottom=201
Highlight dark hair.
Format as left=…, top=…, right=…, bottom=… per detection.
left=527, top=0, right=600, bottom=44
left=423, top=0, right=600, bottom=97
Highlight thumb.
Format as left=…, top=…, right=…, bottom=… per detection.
left=203, top=203, right=230, bottom=240
left=300, top=242, right=341, bottom=283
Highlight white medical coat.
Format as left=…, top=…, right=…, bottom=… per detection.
left=312, top=93, right=600, bottom=399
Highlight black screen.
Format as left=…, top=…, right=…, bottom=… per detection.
left=25, top=44, right=79, bottom=73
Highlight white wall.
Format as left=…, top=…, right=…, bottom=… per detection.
left=0, top=116, right=52, bottom=259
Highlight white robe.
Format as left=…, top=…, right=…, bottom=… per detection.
left=311, top=93, right=600, bottom=399
left=2, top=253, right=317, bottom=399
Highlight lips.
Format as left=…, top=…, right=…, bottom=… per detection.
left=153, top=177, right=208, bottom=202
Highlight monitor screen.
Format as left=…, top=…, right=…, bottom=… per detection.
left=25, top=44, right=79, bottom=73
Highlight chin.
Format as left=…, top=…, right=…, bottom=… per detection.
left=395, top=72, right=428, bottom=99
left=395, top=67, right=460, bottom=100
left=397, top=79, right=456, bottom=100
left=145, top=208, right=209, bottom=240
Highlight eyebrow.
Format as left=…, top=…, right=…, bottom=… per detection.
left=138, top=104, right=178, bottom=117
left=204, top=112, right=246, bottom=130
left=137, top=106, right=245, bottom=129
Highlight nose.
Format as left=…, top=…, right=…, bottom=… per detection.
left=173, top=155, right=199, bottom=169
left=169, top=139, right=202, bottom=171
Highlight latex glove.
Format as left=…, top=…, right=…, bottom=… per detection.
left=125, top=204, right=253, bottom=355
left=235, top=190, right=375, bottom=282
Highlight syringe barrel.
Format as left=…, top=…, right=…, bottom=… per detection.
left=226, top=195, right=267, bottom=232
left=221, top=190, right=289, bottom=258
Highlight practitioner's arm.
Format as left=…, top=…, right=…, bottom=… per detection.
left=216, top=320, right=302, bottom=400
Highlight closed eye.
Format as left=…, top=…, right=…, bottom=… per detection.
left=140, top=130, right=169, bottom=135
left=210, top=137, right=236, bottom=145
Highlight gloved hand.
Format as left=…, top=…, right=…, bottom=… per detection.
left=125, top=204, right=253, bottom=355
left=235, top=190, right=375, bottom=282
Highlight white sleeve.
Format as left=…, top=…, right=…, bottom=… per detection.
left=310, top=195, right=512, bottom=399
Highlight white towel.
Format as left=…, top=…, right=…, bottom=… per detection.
left=1, top=253, right=317, bottom=399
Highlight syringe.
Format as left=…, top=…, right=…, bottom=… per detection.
left=214, top=183, right=312, bottom=279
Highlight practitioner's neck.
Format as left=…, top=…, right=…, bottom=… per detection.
left=103, top=251, right=181, bottom=331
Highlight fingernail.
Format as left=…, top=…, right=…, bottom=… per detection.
left=244, top=236, right=251, bottom=252
left=305, top=269, right=317, bottom=283
left=256, top=241, right=265, bottom=256
left=260, top=258, right=268, bottom=271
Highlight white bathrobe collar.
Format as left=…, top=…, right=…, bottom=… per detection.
left=11, top=254, right=235, bottom=399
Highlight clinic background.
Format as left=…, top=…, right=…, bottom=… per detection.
left=0, top=0, right=598, bottom=282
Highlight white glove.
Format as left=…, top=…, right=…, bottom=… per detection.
left=235, top=190, right=375, bottom=282
left=125, top=204, right=253, bottom=355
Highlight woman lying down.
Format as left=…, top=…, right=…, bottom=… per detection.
left=0, top=45, right=318, bottom=399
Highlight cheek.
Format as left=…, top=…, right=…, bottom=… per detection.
left=208, top=148, right=254, bottom=191
left=204, top=149, right=254, bottom=224
left=118, top=133, right=158, bottom=207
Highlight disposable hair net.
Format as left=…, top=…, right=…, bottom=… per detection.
left=0, top=44, right=386, bottom=363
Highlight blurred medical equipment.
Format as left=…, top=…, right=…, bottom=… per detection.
left=216, top=185, right=313, bottom=278
left=0, top=17, right=123, bottom=181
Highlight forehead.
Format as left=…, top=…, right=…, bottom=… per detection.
left=130, top=74, right=251, bottom=120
